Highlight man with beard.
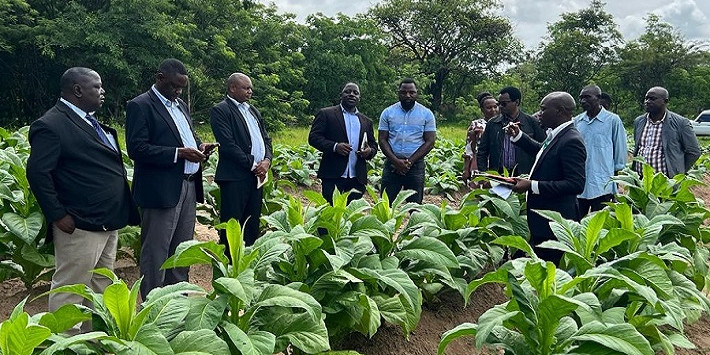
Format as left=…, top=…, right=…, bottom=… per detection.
left=308, top=82, right=378, bottom=204
left=378, top=78, right=436, bottom=204
left=632, top=86, right=700, bottom=177
left=573, top=85, right=627, bottom=215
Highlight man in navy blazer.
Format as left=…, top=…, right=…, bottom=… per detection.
left=126, top=59, right=217, bottom=298
left=507, top=91, right=586, bottom=263
left=27, top=67, right=139, bottom=332
left=308, top=82, right=378, bottom=204
left=210, top=73, right=272, bottom=249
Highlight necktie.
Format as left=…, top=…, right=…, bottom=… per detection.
left=86, top=114, right=115, bottom=151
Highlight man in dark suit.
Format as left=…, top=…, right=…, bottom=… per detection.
left=26, top=67, right=139, bottom=332
left=126, top=59, right=217, bottom=298
left=210, top=73, right=272, bottom=249
left=507, top=91, right=586, bottom=263
left=308, top=82, right=378, bottom=204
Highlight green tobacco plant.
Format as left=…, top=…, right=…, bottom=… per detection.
left=0, top=127, right=54, bottom=289
left=162, top=218, right=330, bottom=354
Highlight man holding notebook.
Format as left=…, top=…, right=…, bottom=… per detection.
left=309, top=82, right=378, bottom=204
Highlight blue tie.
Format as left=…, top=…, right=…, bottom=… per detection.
left=86, top=114, right=115, bottom=151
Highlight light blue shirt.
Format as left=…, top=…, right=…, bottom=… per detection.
left=227, top=97, right=266, bottom=170
left=151, top=86, right=199, bottom=174
left=59, top=98, right=117, bottom=150
left=574, top=107, right=627, bottom=199
left=378, top=102, right=436, bottom=158
left=338, top=105, right=361, bottom=178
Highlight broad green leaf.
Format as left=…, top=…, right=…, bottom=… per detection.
left=0, top=312, right=51, bottom=355
left=143, top=282, right=206, bottom=308
left=438, top=323, right=477, bottom=355
left=169, top=329, right=229, bottom=354
left=220, top=322, right=275, bottom=355
left=583, top=210, right=609, bottom=259
left=184, top=297, right=227, bottom=331
left=523, top=260, right=555, bottom=300
left=161, top=241, right=228, bottom=270
left=121, top=323, right=172, bottom=355
left=492, top=235, right=537, bottom=259
left=148, top=298, right=190, bottom=337
left=475, top=304, right=520, bottom=349
left=2, top=212, right=43, bottom=245
left=214, top=277, right=248, bottom=304
left=465, top=267, right=510, bottom=302
left=251, top=284, right=322, bottom=322
left=38, top=332, right=111, bottom=355
left=357, top=294, right=381, bottom=338
left=269, top=313, right=330, bottom=354
left=103, top=282, right=132, bottom=338
left=395, top=237, right=458, bottom=268
left=38, top=304, right=91, bottom=333
left=570, top=321, right=654, bottom=355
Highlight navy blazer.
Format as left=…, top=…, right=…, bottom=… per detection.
left=210, top=99, right=273, bottom=182
left=125, top=90, right=204, bottom=208
left=308, top=105, right=378, bottom=186
left=514, top=123, right=586, bottom=240
left=27, top=100, right=139, bottom=238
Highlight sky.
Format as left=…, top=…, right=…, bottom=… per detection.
left=267, top=0, right=710, bottom=49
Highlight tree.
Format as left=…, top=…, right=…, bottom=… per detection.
left=369, top=0, right=520, bottom=112
left=534, top=0, right=622, bottom=97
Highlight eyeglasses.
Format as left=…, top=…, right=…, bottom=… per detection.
left=498, top=100, right=512, bottom=107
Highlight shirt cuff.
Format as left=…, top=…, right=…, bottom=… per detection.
left=251, top=160, right=258, bottom=171
left=332, top=143, right=338, bottom=152
left=174, top=148, right=178, bottom=163
left=510, top=130, right=523, bottom=142
left=531, top=180, right=540, bottom=194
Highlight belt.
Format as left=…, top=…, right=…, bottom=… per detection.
left=183, top=173, right=196, bottom=182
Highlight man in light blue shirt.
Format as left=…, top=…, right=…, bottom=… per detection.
left=378, top=78, right=436, bottom=203
left=573, top=85, right=627, bottom=215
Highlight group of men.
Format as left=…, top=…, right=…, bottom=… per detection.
left=25, top=60, right=438, bottom=333
left=471, top=85, right=700, bottom=262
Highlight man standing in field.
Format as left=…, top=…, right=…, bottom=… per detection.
left=632, top=86, right=700, bottom=177
left=507, top=92, right=586, bottom=263
left=308, top=82, right=378, bottom=204
left=573, top=85, right=627, bottom=215
left=126, top=59, right=217, bottom=298
left=27, top=67, right=139, bottom=332
left=210, top=73, right=272, bottom=250
left=378, top=78, right=436, bottom=204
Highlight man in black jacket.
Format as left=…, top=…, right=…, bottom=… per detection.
left=477, top=86, right=546, bottom=175
left=308, top=82, right=377, bottom=204
left=210, top=73, right=272, bottom=248
left=27, top=67, right=139, bottom=331
left=126, top=59, right=217, bottom=298
left=507, top=92, right=586, bottom=263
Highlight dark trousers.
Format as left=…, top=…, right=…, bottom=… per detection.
left=578, top=194, right=613, bottom=216
left=381, top=159, right=425, bottom=204
left=218, top=179, right=263, bottom=255
left=321, top=177, right=365, bottom=205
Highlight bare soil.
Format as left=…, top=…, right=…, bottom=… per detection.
left=1, top=180, right=709, bottom=354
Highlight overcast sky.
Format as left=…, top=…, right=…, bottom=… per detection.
left=267, top=0, right=710, bottom=49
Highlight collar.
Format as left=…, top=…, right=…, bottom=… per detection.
left=645, top=110, right=667, bottom=125
left=151, top=85, right=178, bottom=108
left=59, top=97, right=91, bottom=119
left=340, top=104, right=359, bottom=115
left=579, top=107, right=608, bottom=123
left=547, top=120, right=574, bottom=141
left=503, top=111, right=521, bottom=122
left=398, top=101, right=417, bottom=113
left=227, top=95, right=249, bottom=109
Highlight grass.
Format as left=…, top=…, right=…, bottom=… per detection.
left=114, top=123, right=469, bottom=149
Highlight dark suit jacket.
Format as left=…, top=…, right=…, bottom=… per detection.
left=26, top=100, right=139, bottom=238
left=308, top=105, right=378, bottom=186
left=514, top=123, right=586, bottom=240
left=125, top=89, right=204, bottom=208
left=209, top=99, right=273, bottom=182
left=477, top=112, right=546, bottom=175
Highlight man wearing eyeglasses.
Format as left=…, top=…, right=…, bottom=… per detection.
left=632, top=86, right=700, bottom=177
left=378, top=78, right=436, bottom=203
left=477, top=86, right=546, bottom=175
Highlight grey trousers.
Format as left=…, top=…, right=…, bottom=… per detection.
left=50, top=225, right=117, bottom=334
left=139, top=180, right=196, bottom=299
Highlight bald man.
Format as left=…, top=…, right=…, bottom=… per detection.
left=27, top=67, right=138, bottom=331
left=633, top=86, right=700, bottom=177
left=210, top=73, right=272, bottom=251
left=506, top=92, right=586, bottom=263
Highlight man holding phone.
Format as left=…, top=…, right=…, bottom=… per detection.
left=309, top=82, right=378, bottom=204
left=126, top=58, right=217, bottom=298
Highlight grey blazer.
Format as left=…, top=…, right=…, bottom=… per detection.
left=633, top=110, right=701, bottom=177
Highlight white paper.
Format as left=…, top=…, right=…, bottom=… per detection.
left=256, top=173, right=269, bottom=189
left=490, top=183, right=513, bottom=199
left=360, top=132, right=368, bottom=151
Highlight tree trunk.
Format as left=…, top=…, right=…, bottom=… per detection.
left=430, top=68, right=449, bottom=112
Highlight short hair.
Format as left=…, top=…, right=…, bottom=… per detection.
left=60, top=67, right=95, bottom=93
left=600, top=92, right=611, bottom=102
left=227, top=72, right=249, bottom=88
left=476, top=92, right=494, bottom=107
left=500, top=86, right=522, bottom=103
left=158, top=58, right=188, bottom=76
left=399, top=78, right=417, bottom=88
left=341, top=82, right=359, bottom=92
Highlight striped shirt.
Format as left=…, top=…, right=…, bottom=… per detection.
left=634, top=113, right=667, bottom=176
